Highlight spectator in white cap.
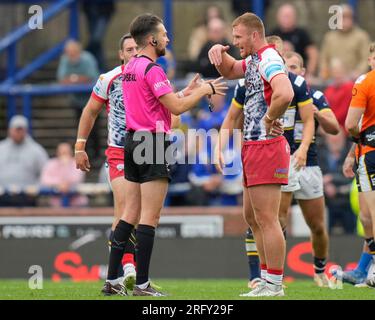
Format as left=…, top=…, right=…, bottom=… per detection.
left=0, top=115, right=49, bottom=206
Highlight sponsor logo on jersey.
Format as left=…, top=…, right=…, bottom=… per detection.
left=154, top=80, right=171, bottom=91
left=355, top=74, right=366, bottom=84
left=124, top=73, right=136, bottom=81
left=294, top=75, right=304, bottom=87
left=313, top=91, right=323, bottom=100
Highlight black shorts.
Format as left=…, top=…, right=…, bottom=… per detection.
left=124, top=131, right=172, bottom=184
left=355, top=150, right=375, bottom=192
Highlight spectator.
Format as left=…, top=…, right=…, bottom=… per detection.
left=324, top=58, right=354, bottom=128
left=320, top=4, right=371, bottom=80
left=318, top=129, right=355, bottom=234
left=82, top=0, right=116, bottom=71
left=57, top=39, right=101, bottom=157
left=40, top=142, right=87, bottom=207
left=219, top=140, right=243, bottom=206
left=196, top=94, right=229, bottom=131
left=187, top=4, right=226, bottom=60
left=165, top=132, right=193, bottom=207
left=195, top=18, right=238, bottom=78
left=188, top=135, right=222, bottom=206
left=0, top=115, right=48, bottom=207
left=188, top=132, right=242, bottom=206
left=270, top=3, right=319, bottom=78
left=198, top=95, right=242, bottom=205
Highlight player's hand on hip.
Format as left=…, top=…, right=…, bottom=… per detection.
left=75, top=151, right=91, bottom=172
left=264, top=117, right=284, bottom=137
left=208, top=44, right=230, bottom=66
left=204, top=76, right=228, bottom=96
left=267, top=119, right=284, bottom=137
left=343, top=156, right=355, bottom=178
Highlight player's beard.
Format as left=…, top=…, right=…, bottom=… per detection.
left=156, top=45, right=166, bottom=57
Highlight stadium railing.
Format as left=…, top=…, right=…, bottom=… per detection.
left=0, top=0, right=79, bottom=122
left=0, top=183, right=110, bottom=207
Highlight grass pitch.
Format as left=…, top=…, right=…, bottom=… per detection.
left=0, top=279, right=374, bottom=300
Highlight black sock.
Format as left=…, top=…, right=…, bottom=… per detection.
left=118, top=229, right=137, bottom=277
left=109, top=230, right=125, bottom=278
left=135, top=224, right=155, bottom=285
left=108, top=230, right=114, bottom=251
left=366, top=238, right=375, bottom=256
left=107, top=220, right=134, bottom=280
left=314, top=257, right=327, bottom=274
left=125, top=229, right=137, bottom=255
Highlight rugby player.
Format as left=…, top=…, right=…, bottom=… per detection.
left=342, top=43, right=375, bottom=287
left=75, top=34, right=138, bottom=292
left=284, top=51, right=340, bottom=287
left=104, top=13, right=228, bottom=297
left=210, top=13, right=294, bottom=297
left=229, top=47, right=318, bottom=288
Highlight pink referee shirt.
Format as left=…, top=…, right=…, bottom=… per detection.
left=123, top=55, right=173, bottom=133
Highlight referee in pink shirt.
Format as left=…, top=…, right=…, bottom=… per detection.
left=104, top=13, right=228, bottom=296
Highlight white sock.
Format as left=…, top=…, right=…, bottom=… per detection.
left=124, top=263, right=135, bottom=271
left=266, top=271, right=283, bottom=291
left=136, top=280, right=150, bottom=290
left=261, top=268, right=267, bottom=282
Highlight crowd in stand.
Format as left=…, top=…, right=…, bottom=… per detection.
left=1, top=1, right=374, bottom=235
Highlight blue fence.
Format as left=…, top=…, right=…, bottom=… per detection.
left=0, top=0, right=358, bottom=126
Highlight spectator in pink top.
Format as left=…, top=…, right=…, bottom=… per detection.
left=40, top=142, right=87, bottom=207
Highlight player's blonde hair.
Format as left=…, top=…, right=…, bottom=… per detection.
left=266, top=35, right=283, bottom=53
left=284, top=51, right=304, bottom=68
left=232, top=13, right=265, bottom=38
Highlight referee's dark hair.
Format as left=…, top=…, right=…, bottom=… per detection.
left=119, top=33, right=133, bottom=51
left=130, top=13, right=163, bottom=46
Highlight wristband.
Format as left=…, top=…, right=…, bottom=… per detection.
left=208, top=82, right=216, bottom=95
left=265, top=114, right=274, bottom=122
left=75, top=139, right=86, bottom=153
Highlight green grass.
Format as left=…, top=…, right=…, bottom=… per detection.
left=0, top=279, right=374, bottom=300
